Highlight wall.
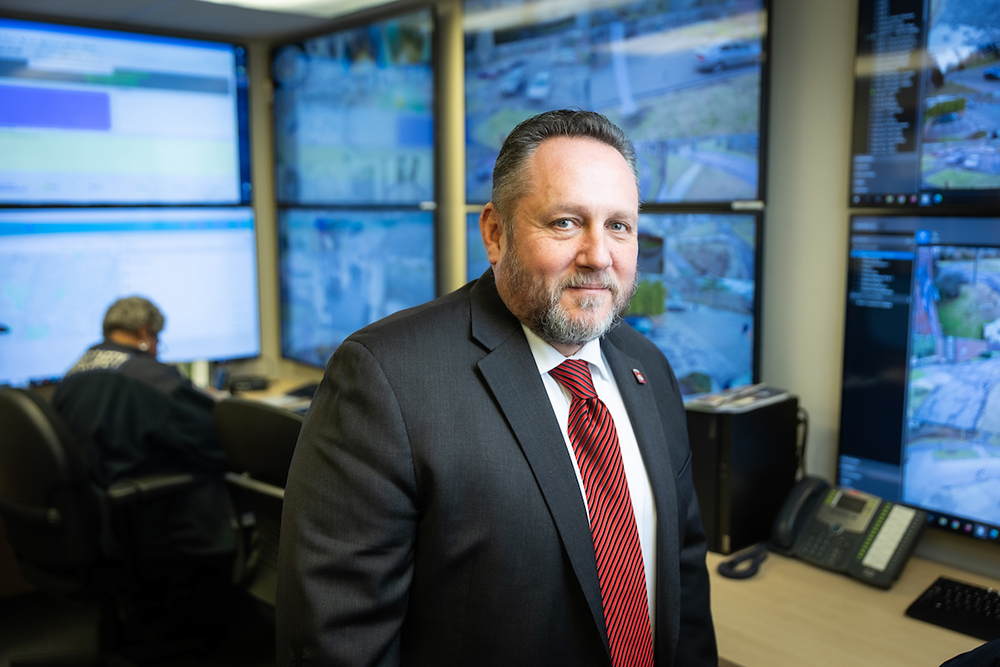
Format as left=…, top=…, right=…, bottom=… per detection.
left=764, top=0, right=854, bottom=483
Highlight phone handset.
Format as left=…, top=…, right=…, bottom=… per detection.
left=769, top=475, right=829, bottom=554
left=718, top=476, right=829, bottom=580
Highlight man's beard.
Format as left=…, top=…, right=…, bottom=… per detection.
left=497, top=247, right=637, bottom=348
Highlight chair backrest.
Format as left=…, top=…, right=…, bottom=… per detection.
left=0, top=388, right=107, bottom=591
left=213, top=397, right=303, bottom=606
left=212, top=398, right=304, bottom=487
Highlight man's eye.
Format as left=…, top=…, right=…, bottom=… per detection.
left=609, top=221, right=629, bottom=232
left=553, top=219, right=573, bottom=229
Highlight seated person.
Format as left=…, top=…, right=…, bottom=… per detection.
left=52, top=295, right=237, bottom=640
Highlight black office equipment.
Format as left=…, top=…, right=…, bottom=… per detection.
left=213, top=398, right=303, bottom=607
left=906, top=576, right=1000, bottom=641
left=228, top=374, right=270, bottom=393
left=770, top=476, right=926, bottom=589
left=463, top=0, right=770, bottom=206
left=849, top=0, right=1000, bottom=210
left=0, top=387, right=199, bottom=665
left=838, top=214, right=1000, bottom=548
left=686, top=388, right=799, bottom=555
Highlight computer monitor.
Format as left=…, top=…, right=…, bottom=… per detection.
left=279, top=208, right=436, bottom=368
left=467, top=210, right=491, bottom=281
left=839, top=214, right=1000, bottom=544
left=0, top=17, right=251, bottom=205
left=466, top=211, right=759, bottom=397
left=0, top=207, right=261, bottom=387
left=464, top=0, right=769, bottom=205
left=850, top=0, right=1000, bottom=209
left=271, top=10, right=434, bottom=206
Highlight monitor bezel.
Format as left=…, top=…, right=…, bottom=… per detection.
left=837, top=211, right=1000, bottom=545
left=0, top=14, right=253, bottom=208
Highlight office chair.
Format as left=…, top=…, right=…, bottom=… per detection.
left=0, top=387, right=198, bottom=667
left=212, top=397, right=303, bottom=608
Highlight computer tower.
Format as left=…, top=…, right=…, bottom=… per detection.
left=686, top=392, right=800, bottom=555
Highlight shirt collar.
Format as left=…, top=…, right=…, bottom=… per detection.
left=521, top=325, right=611, bottom=383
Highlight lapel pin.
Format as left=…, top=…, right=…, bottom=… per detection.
left=632, top=369, right=646, bottom=385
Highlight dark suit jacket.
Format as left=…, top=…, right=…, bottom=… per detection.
left=276, top=271, right=717, bottom=667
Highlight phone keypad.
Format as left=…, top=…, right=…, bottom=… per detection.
left=797, top=524, right=852, bottom=570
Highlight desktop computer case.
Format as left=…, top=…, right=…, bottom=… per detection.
left=686, top=395, right=799, bottom=555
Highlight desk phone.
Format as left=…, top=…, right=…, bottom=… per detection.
left=771, top=476, right=926, bottom=588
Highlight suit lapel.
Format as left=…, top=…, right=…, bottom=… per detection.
left=470, top=273, right=610, bottom=652
left=601, top=340, right=682, bottom=652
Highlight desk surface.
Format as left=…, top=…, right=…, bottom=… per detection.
left=707, top=551, right=998, bottom=667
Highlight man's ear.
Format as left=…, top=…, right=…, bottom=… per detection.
left=480, top=203, right=504, bottom=266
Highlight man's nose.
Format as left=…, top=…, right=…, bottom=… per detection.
left=576, top=227, right=613, bottom=271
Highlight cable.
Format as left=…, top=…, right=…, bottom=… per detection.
left=796, top=406, right=810, bottom=479
left=717, top=543, right=769, bottom=580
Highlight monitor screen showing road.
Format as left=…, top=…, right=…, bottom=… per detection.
left=839, top=214, right=1000, bottom=545
left=464, top=0, right=767, bottom=204
left=851, top=0, right=1000, bottom=209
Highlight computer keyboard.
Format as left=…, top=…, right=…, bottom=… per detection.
left=906, top=576, right=1000, bottom=641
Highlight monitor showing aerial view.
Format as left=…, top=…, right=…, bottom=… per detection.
left=851, top=0, right=1000, bottom=208
left=628, top=212, right=757, bottom=396
left=466, top=211, right=759, bottom=397
left=905, top=243, right=1000, bottom=527
left=464, top=0, right=767, bottom=204
left=839, top=214, right=1000, bottom=544
left=279, top=209, right=435, bottom=368
left=271, top=11, right=434, bottom=206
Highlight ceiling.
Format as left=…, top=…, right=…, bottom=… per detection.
left=0, top=0, right=397, bottom=41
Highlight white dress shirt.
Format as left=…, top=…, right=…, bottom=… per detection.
left=522, top=326, right=657, bottom=629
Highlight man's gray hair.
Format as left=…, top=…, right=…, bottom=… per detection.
left=102, top=296, right=165, bottom=338
left=491, top=109, right=639, bottom=238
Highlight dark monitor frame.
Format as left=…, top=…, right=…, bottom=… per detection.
left=268, top=6, right=437, bottom=208
left=0, top=14, right=253, bottom=207
left=837, top=211, right=1000, bottom=546
left=461, top=0, right=773, bottom=209
left=848, top=0, right=1000, bottom=212
left=466, top=206, right=763, bottom=396
left=633, top=207, right=763, bottom=396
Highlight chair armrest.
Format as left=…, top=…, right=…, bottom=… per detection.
left=106, top=473, right=195, bottom=508
left=225, top=471, right=284, bottom=500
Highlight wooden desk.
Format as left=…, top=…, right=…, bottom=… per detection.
left=707, top=551, right=997, bottom=666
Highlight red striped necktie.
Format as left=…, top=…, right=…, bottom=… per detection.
left=549, top=359, right=653, bottom=667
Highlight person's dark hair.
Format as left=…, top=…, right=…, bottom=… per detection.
left=491, top=109, right=639, bottom=237
left=102, top=296, right=165, bottom=338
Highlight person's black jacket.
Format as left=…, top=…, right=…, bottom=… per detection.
left=52, top=341, right=235, bottom=560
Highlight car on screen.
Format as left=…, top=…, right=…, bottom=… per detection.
left=499, top=65, right=528, bottom=96
left=526, top=71, right=552, bottom=102
left=694, top=39, right=761, bottom=72
left=984, top=67, right=1000, bottom=80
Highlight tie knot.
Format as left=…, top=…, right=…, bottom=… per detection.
left=550, top=359, right=597, bottom=401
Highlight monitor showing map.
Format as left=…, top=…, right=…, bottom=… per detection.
left=271, top=10, right=434, bottom=206
left=0, top=207, right=260, bottom=387
left=279, top=208, right=436, bottom=368
left=0, top=17, right=251, bottom=205
left=463, top=0, right=768, bottom=204
left=850, top=0, right=1000, bottom=209
left=466, top=210, right=759, bottom=397
left=839, top=214, right=1000, bottom=545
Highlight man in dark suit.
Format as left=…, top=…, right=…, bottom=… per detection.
left=276, top=109, right=717, bottom=667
